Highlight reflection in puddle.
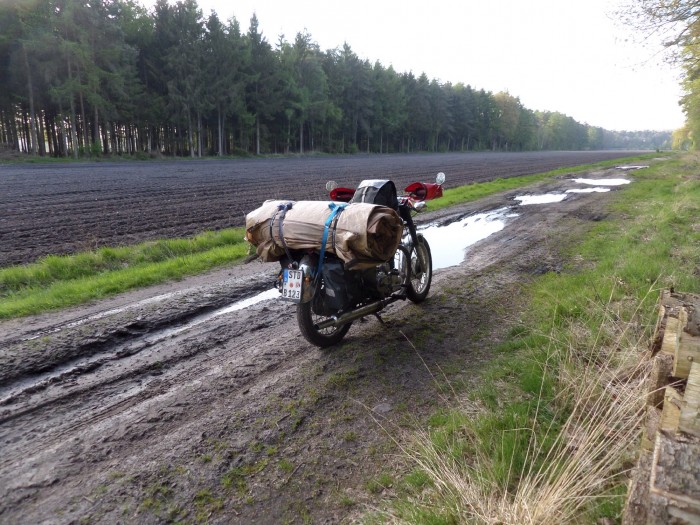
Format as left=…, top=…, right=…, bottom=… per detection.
left=420, top=208, right=517, bottom=270
left=514, top=194, right=568, bottom=205
left=154, top=288, right=280, bottom=341
left=572, top=178, right=631, bottom=186
left=566, top=187, right=611, bottom=193
left=216, top=288, right=280, bottom=315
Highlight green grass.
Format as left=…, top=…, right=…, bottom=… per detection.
left=0, top=227, right=250, bottom=318
left=383, top=153, right=700, bottom=524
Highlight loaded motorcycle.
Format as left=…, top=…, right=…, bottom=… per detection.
left=245, top=173, right=445, bottom=347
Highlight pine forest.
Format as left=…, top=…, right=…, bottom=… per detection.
left=0, top=0, right=672, bottom=158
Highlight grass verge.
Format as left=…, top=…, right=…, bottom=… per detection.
left=0, top=153, right=660, bottom=320
left=0, top=228, right=250, bottom=319
left=375, top=153, right=699, bottom=523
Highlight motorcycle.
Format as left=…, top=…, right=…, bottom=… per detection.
left=275, top=172, right=445, bottom=347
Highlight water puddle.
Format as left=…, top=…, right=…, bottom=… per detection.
left=616, top=165, right=649, bottom=170
left=421, top=172, right=635, bottom=270
left=572, top=178, right=631, bottom=186
left=566, top=187, right=611, bottom=194
left=514, top=194, right=568, bottom=205
left=420, top=208, right=517, bottom=270
left=152, top=288, right=280, bottom=341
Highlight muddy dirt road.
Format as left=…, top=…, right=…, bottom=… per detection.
left=0, top=151, right=642, bottom=266
left=0, top=164, right=646, bottom=524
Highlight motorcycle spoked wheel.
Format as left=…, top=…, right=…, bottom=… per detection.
left=406, top=234, right=432, bottom=303
left=296, top=289, right=352, bottom=348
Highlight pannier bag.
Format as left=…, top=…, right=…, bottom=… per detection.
left=350, top=180, right=398, bottom=210
left=245, top=200, right=403, bottom=268
left=316, top=258, right=361, bottom=313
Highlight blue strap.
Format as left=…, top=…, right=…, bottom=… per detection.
left=317, top=202, right=348, bottom=279
left=277, top=202, right=294, bottom=264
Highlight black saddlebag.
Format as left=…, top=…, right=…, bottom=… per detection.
left=350, top=180, right=398, bottom=210
left=313, top=259, right=361, bottom=315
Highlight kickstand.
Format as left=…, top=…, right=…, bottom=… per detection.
left=374, top=312, right=385, bottom=324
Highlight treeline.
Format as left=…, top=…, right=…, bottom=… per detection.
left=0, top=0, right=671, bottom=158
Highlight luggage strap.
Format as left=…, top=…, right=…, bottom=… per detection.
left=270, top=202, right=294, bottom=264
left=317, top=202, right=348, bottom=280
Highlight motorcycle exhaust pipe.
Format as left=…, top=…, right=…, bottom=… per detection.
left=314, top=296, right=400, bottom=330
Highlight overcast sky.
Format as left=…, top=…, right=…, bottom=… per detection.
left=149, top=0, right=685, bottom=132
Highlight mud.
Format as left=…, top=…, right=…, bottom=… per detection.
left=0, top=163, right=645, bottom=524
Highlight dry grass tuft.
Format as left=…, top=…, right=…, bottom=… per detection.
left=388, top=288, right=654, bottom=525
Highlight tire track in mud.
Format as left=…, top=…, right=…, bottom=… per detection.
left=0, top=295, right=286, bottom=427
left=0, top=290, right=307, bottom=517
left=1, top=305, right=289, bottom=462
left=0, top=269, right=278, bottom=383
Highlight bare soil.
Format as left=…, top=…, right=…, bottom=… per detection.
left=0, top=151, right=641, bottom=267
left=0, top=160, right=642, bottom=524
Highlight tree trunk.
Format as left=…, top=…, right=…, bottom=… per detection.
left=21, top=107, right=30, bottom=153
left=101, top=119, right=109, bottom=155
left=78, top=88, right=88, bottom=151
left=8, top=107, right=17, bottom=150
left=66, top=58, right=79, bottom=159
left=69, top=103, right=79, bottom=159
left=111, top=122, right=119, bottom=154
left=21, top=44, right=39, bottom=155
left=0, top=110, right=6, bottom=145
left=197, top=110, right=202, bottom=157
left=256, top=115, right=261, bottom=155
left=45, top=112, right=55, bottom=157
left=93, top=106, right=101, bottom=155
left=187, top=108, right=194, bottom=158
left=299, top=121, right=304, bottom=154
left=217, top=108, right=223, bottom=157
left=57, top=102, right=69, bottom=157
left=310, top=120, right=315, bottom=152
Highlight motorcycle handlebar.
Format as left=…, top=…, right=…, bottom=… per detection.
left=327, top=174, right=445, bottom=203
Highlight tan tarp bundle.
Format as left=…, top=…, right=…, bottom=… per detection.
left=245, top=200, right=403, bottom=268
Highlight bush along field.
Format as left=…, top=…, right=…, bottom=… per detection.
left=371, top=154, right=700, bottom=524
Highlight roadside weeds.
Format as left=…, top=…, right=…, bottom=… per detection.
left=366, top=154, right=700, bottom=524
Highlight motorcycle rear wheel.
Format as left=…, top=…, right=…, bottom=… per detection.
left=297, top=301, right=352, bottom=348
left=407, top=234, right=432, bottom=303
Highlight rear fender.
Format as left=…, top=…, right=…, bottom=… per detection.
left=298, top=253, right=319, bottom=303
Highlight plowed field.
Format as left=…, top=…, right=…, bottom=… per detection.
left=0, top=151, right=642, bottom=266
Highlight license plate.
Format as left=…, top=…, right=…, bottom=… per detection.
left=282, top=269, right=303, bottom=302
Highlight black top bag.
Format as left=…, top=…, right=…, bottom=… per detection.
left=350, top=179, right=399, bottom=210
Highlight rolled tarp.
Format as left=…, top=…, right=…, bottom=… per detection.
left=245, top=200, right=403, bottom=268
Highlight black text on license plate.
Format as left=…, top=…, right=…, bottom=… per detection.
left=282, top=269, right=303, bottom=302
